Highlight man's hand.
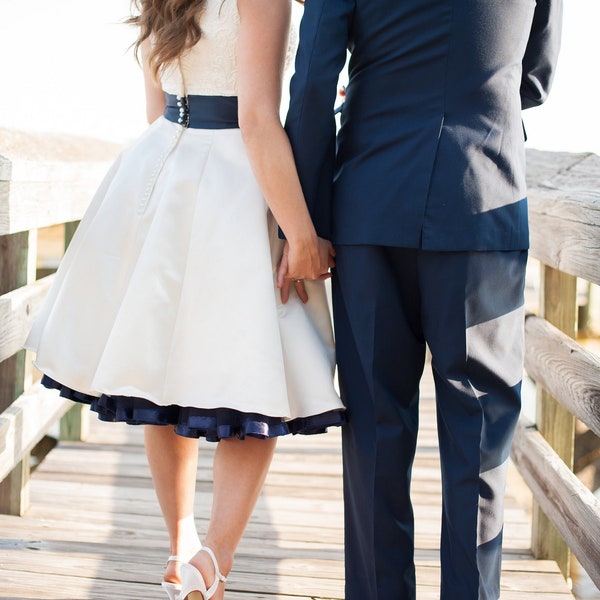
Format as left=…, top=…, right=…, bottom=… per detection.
left=277, top=238, right=335, bottom=303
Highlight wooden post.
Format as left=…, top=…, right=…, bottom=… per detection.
left=0, top=232, right=30, bottom=411
left=531, top=264, right=577, bottom=578
left=64, top=221, right=79, bottom=247
left=0, top=229, right=37, bottom=515
left=58, top=221, right=89, bottom=442
left=0, top=454, right=30, bottom=516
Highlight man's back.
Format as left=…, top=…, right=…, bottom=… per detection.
left=287, top=0, right=561, bottom=250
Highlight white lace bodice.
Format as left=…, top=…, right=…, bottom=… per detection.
left=160, top=0, right=240, bottom=96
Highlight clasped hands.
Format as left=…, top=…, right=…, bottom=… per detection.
left=276, top=237, right=335, bottom=303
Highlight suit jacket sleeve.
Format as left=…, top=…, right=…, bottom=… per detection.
left=284, top=0, right=354, bottom=239
left=520, top=0, right=563, bottom=109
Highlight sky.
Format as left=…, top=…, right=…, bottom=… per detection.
left=0, top=0, right=598, bottom=155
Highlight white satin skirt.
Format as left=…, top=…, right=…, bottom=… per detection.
left=24, top=117, right=344, bottom=440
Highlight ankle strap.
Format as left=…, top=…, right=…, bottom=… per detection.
left=201, top=545, right=227, bottom=597
left=166, top=555, right=186, bottom=563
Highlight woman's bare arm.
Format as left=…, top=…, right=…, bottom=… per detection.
left=236, top=0, right=334, bottom=290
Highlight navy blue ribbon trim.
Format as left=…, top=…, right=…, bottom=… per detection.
left=164, top=93, right=239, bottom=129
left=41, top=375, right=345, bottom=441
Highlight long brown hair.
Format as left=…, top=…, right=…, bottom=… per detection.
left=127, top=0, right=206, bottom=80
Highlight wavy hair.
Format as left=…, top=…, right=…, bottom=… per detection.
left=127, top=0, right=205, bottom=80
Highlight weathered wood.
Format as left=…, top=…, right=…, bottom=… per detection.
left=0, top=383, right=576, bottom=599
left=0, top=568, right=324, bottom=600
left=0, top=130, right=114, bottom=497
left=0, top=453, right=30, bottom=516
left=525, top=149, right=591, bottom=187
left=0, top=384, right=73, bottom=483
left=0, top=354, right=20, bottom=414
left=528, top=189, right=600, bottom=286
left=523, top=148, right=600, bottom=585
left=0, top=227, right=38, bottom=514
left=526, top=151, right=600, bottom=286
left=58, top=219, right=89, bottom=441
left=0, top=232, right=31, bottom=410
left=59, top=405, right=90, bottom=442
left=0, top=275, right=54, bottom=363
left=524, top=314, right=600, bottom=437
left=0, top=128, right=119, bottom=235
left=0, top=180, right=106, bottom=235
left=0, top=231, right=30, bottom=294
left=64, top=220, right=79, bottom=249
left=531, top=265, right=577, bottom=577
left=511, top=419, right=600, bottom=589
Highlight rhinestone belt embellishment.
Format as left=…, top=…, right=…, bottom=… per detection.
left=176, top=95, right=190, bottom=128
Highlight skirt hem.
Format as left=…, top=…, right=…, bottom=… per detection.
left=42, top=375, right=345, bottom=442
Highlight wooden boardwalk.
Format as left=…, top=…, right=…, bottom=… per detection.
left=0, top=371, right=575, bottom=599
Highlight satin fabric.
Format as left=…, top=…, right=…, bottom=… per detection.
left=25, top=116, right=345, bottom=439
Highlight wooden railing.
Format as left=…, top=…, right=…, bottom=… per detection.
left=0, top=129, right=119, bottom=515
left=511, top=149, right=600, bottom=588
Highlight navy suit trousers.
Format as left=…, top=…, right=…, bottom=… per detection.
left=332, top=246, right=527, bottom=600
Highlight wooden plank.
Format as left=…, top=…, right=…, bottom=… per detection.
left=0, top=536, right=344, bottom=566
left=0, top=550, right=575, bottom=599
left=0, top=228, right=36, bottom=515
left=27, top=499, right=341, bottom=542
left=0, top=551, right=345, bottom=598
left=525, top=149, right=590, bottom=187
left=526, top=151, right=600, bottom=286
left=0, top=128, right=119, bottom=177
left=547, top=152, right=600, bottom=192
left=0, top=570, right=311, bottom=600
left=0, top=384, right=73, bottom=483
left=0, top=275, right=54, bottom=363
left=524, top=314, right=600, bottom=437
left=0, top=377, right=576, bottom=598
left=0, top=180, right=104, bottom=235
left=0, top=231, right=30, bottom=411
left=0, top=154, right=11, bottom=183
left=0, top=571, right=165, bottom=600
left=528, top=189, right=600, bottom=286
left=0, top=128, right=119, bottom=235
left=511, top=418, right=600, bottom=589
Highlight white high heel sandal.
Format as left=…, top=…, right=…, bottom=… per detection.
left=179, top=546, right=227, bottom=600
left=162, top=555, right=186, bottom=600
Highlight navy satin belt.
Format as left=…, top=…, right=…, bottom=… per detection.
left=164, top=93, right=239, bottom=129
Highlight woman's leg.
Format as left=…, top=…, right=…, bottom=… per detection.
left=190, top=436, right=277, bottom=600
left=144, top=425, right=202, bottom=584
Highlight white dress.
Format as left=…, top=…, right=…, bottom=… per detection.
left=24, top=0, right=344, bottom=440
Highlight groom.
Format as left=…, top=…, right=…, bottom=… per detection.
left=286, top=0, right=562, bottom=598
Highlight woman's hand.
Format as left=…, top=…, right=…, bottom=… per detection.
left=237, top=0, right=335, bottom=303
left=277, top=237, right=336, bottom=303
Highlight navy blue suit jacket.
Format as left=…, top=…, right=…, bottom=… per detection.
left=285, top=0, right=562, bottom=251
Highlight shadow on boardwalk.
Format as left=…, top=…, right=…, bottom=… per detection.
left=0, top=369, right=574, bottom=599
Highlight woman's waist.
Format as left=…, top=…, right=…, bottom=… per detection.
left=163, top=93, right=239, bottom=129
